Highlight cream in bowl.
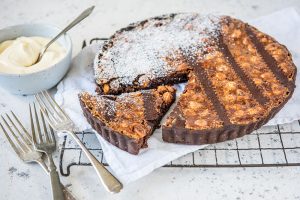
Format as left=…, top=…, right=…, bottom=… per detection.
left=0, top=36, right=66, bottom=74
left=0, top=24, right=72, bottom=95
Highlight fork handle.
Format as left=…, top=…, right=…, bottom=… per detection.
left=67, top=130, right=123, bottom=193
left=48, top=154, right=65, bottom=200
left=50, top=170, right=65, bottom=200
left=37, top=159, right=76, bottom=200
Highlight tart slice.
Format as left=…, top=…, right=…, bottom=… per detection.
left=79, top=86, right=176, bottom=154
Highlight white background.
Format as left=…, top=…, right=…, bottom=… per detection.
left=1, top=0, right=300, bottom=200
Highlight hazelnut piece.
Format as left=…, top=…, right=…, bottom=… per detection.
left=162, top=92, right=173, bottom=104
left=103, top=84, right=110, bottom=94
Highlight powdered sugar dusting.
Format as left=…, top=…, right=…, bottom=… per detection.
left=85, top=91, right=142, bottom=119
left=81, top=92, right=116, bottom=120
left=95, top=95, right=116, bottom=119
left=95, top=13, right=222, bottom=90
left=83, top=90, right=153, bottom=121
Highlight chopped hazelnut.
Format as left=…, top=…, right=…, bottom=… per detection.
left=247, top=44, right=256, bottom=53
left=231, top=29, right=241, bottom=38
left=253, top=78, right=263, bottom=85
left=133, top=125, right=146, bottom=137
left=242, top=37, right=249, bottom=45
left=247, top=108, right=259, bottom=115
left=215, top=72, right=226, bottom=80
left=261, top=37, right=267, bottom=43
left=200, top=109, right=209, bottom=117
left=188, top=101, right=202, bottom=110
left=234, top=110, right=244, bottom=117
left=162, top=92, right=173, bottom=104
left=271, top=84, right=285, bottom=96
left=166, top=86, right=175, bottom=93
left=250, top=56, right=258, bottom=63
left=103, top=84, right=110, bottom=94
left=216, top=65, right=229, bottom=72
left=226, top=81, right=237, bottom=91
left=157, top=86, right=167, bottom=93
left=195, top=119, right=208, bottom=127
left=260, top=72, right=272, bottom=79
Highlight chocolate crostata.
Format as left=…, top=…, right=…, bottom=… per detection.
left=79, top=86, right=176, bottom=154
left=81, top=13, right=296, bottom=154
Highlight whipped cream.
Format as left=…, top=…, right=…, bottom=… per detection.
left=0, top=36, right=66, bottom=74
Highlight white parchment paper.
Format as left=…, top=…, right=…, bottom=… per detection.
left=55, top=8, right=300, bottom=184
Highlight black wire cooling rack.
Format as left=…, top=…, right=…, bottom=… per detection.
left=58, top=38, right=300, bottom=177
left=59, top=120, right=300, bottom=176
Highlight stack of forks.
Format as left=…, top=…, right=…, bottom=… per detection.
left=0, top=91, right=123, bottom=200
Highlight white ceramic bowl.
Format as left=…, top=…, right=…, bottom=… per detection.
left=0, top=24, right=72, bottom=95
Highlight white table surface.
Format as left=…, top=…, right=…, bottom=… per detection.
left=1, top=0, right=300, bottom=200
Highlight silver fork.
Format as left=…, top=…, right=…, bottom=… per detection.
left=0, top=111, right=48, bottom=171
left=0, top=111, right=75, bottom=200
left=35, top=91, right=123, bottom=193
left=30, top=103, right=65, bottom=200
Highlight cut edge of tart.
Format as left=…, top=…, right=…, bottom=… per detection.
left=79, top=86, right=176, bottom=154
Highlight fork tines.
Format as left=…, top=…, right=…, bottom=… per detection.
left=35, top=91, right=70, bottom=128
left=29, top=103, right=55, bottom=145
left=0, top=111, right=32, bottom=154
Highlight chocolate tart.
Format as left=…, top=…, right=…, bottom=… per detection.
left=88, top=13, right=296, bottom=151
left=79, top=86, right=176, bottom=154
left=162, top=16, right=296, bottom=144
